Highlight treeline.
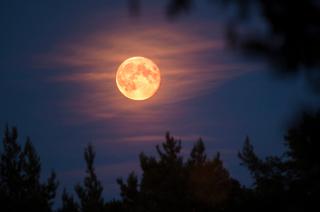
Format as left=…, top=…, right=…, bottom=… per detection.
left=1, top=111, right=320, bottom=212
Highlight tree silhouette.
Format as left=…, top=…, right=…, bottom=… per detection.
left=187, top=138, right=207, bottom=166
left=104, top=199, right=123, bottom=212
left=138, top=132, right=186, bottom=211
left=164, top=0, right=320, bottom=92
left=117, top=172, right=139, bottom=211
left=3, top=111, right=320, bottom=212
left=239, top=137, right=289, bottom=211
left=284, top=111, right=320, bottom=211
left=187, top=142, right=241, bottom=210
left=59, top=189, right=79, bottom=212
left=75, top=144, right=104, bottom=212
left=187, top=137, right=242, bottom=211
left=166, top=0, right=192, bottom=18
left=239, top=110, right=320, bottom=211
left=117, top=132, right=242, bottom=211
left=0, top=126, right=58, bottom=212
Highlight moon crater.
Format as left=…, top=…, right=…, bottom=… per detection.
left=116, top=57, right=161, bottom=100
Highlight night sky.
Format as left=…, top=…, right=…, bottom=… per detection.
left=1, top=0, right=319, bottom=200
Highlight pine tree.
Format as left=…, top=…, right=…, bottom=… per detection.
left=238, top=111, right=320, bottom=211
left=156, top=132, right=183, bottom=166
left=75, top=144, right=104, bottom=212
left=0, top=126, right=58, bottom=212
left=59, top=189, right=79, bottom=212
left=139, top=132, right=185, bottom=211
left=132, top=132, right=241, bottom=211
left=187, top=138, right=206, bottom=166
left=188, top=143, right=239, bottom=210
left=117, top=171, right=139, bottom=210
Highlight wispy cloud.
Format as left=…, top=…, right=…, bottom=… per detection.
left=37, top=19, right=254, bottom=137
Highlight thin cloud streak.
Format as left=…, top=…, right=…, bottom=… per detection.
left=38, top=18, right=255, bottom=140
left=96, top=134, right=215, bottom=145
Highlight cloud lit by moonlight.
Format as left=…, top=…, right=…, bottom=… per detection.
left=39, top=20, right=254, bottom=127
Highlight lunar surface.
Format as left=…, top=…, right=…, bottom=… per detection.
left=116, top=57, right=161, bottom=100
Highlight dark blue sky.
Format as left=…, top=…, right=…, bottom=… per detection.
left=1, top=0, right=319, bottom=201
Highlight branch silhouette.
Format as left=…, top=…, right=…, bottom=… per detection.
left=1, top=111, right=320, bottom=212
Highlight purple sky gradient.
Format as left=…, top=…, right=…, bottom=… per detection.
left=1, top=0, right=319, bottom=202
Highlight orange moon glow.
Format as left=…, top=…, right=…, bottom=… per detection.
left=116, top=57, right=161, bottom=100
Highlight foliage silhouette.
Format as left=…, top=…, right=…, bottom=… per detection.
left=59, top=144, right=105, bottom=212
left=2, top=110, right=320, bottom=212
left=166, top=0, right=192, bottom=18
left=165, top=0, right=320, bottom=92
left=59, top=189, right=79, bottom=212
left=116, top=132, right=241, bottom=212
left=137, top=132, right=186, bottom=211
left=0, top=126, right=58, bottom=212
left=239, top=110, right=320, bottom=211
left=74, top=144, right=105, bottom=212
left=187, top=138, right=207, bottom=166
left=117, top=172, right=139, bottom=211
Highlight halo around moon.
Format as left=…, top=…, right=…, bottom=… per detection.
left=116, top=57, right=161, bottom=101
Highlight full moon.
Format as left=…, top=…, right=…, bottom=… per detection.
left=116, top=57, right=161, bottom=100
